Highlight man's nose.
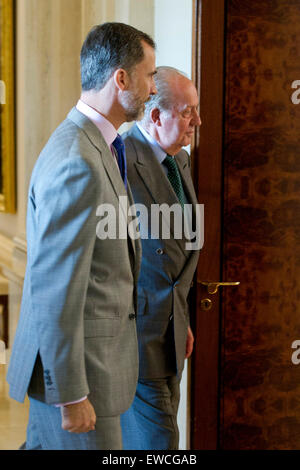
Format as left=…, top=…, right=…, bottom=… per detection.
left=192, top=109, right=201, bottom=126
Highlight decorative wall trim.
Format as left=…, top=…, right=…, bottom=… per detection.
left=0, top=232, right=14, bottom=270
left=13, top=234, right=27, bottom=253
left=0, top=232, right=26, bottom=283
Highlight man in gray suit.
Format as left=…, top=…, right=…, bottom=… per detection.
left=7, top=23, right=157, bottom=450
left=120, top=66, right=201, bottom=449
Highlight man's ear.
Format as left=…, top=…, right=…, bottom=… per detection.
left=113, top=68, right=130, bottom=91
left=150, top=108, right=161, bottom=126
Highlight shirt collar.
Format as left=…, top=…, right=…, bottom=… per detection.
left=76, top=99, right=117, bottom=148
left=136, top=122, right=169, bottom=164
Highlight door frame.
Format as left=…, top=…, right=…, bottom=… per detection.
left=190, top=0, right=226, bottom=450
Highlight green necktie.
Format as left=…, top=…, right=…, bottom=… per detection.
left=163, top=155, right=185, bottom=209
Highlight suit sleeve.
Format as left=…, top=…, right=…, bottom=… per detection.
left=29, top=151, right=99, bottom=404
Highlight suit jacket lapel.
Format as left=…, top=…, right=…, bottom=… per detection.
left=130, top=126, right=179, bottom=209
left=67, top=108, right=142, bottom=274
left=127, top=125, right=191, bottom=256
left=127, top=182, right=137, bottom=259
left=176, top=152, right=199, bottom=234
left=176, top=155, right=198, bottom=208
left=127, top=182, right=142, bottom=280
left=67, top=108, right=128, bottom=221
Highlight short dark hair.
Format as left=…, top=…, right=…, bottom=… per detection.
left=80, top=22, right=155, bottom=92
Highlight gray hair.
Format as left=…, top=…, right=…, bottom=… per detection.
left=80, top=22, right=155, bottom=92
left=140, top=66, right=188, bottom=126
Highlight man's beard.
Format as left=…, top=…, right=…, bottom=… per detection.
left=121, top=90, right=146, bottom=122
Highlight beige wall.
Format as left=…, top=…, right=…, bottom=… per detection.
left=0, top=0, right=154, bottom=240
left=0, top=0, right=155, bottom=383
left=0, top=0, right=192, bottom=450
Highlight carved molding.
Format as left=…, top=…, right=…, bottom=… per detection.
left=0, top=232, right=14, bottom=270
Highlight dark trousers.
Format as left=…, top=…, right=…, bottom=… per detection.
left=120, top=376, right=180, bottom=450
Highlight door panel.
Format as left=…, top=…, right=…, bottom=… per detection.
left=190, top=0, right=225, bottom=449
left=191, top=0, right=300, bottom=450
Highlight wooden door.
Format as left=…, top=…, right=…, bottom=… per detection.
left=190, top=0, right=300, bottom=450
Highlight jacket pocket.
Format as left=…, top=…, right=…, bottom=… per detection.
left=84, top=317, right=119, bottom=337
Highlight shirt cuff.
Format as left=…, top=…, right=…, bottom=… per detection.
left=54, top=396, right=87, bottom=407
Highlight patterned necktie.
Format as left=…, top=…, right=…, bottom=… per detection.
left=163, top=155, right=185, bottom=209
left=112, top=134, right=127, bottom=189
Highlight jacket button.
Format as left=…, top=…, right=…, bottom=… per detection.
left=156, top=248, right=164, bottom=255
left=169, top=314, right=174, bottom=321
left=129, top=313, right=136, bottom=320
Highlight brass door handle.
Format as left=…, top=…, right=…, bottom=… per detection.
left=198, top=281, right=240, bottom=294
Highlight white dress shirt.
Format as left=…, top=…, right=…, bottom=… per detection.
left=136, top=123, right=193, bottom=240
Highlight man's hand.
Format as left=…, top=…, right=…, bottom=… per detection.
left=60, top=398, right=96, bottom=433
left=185, top=326, right=194, bottom=359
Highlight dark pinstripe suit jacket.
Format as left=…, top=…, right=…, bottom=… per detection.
left=123, top=124, right=200, bottom=378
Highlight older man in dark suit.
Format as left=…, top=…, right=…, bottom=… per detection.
left=121, top=66, right=202, bottom=449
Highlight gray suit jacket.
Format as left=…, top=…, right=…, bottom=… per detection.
left=123, top=124, right=200, bottom=378
left=7, top=108, right=141, bottom=416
